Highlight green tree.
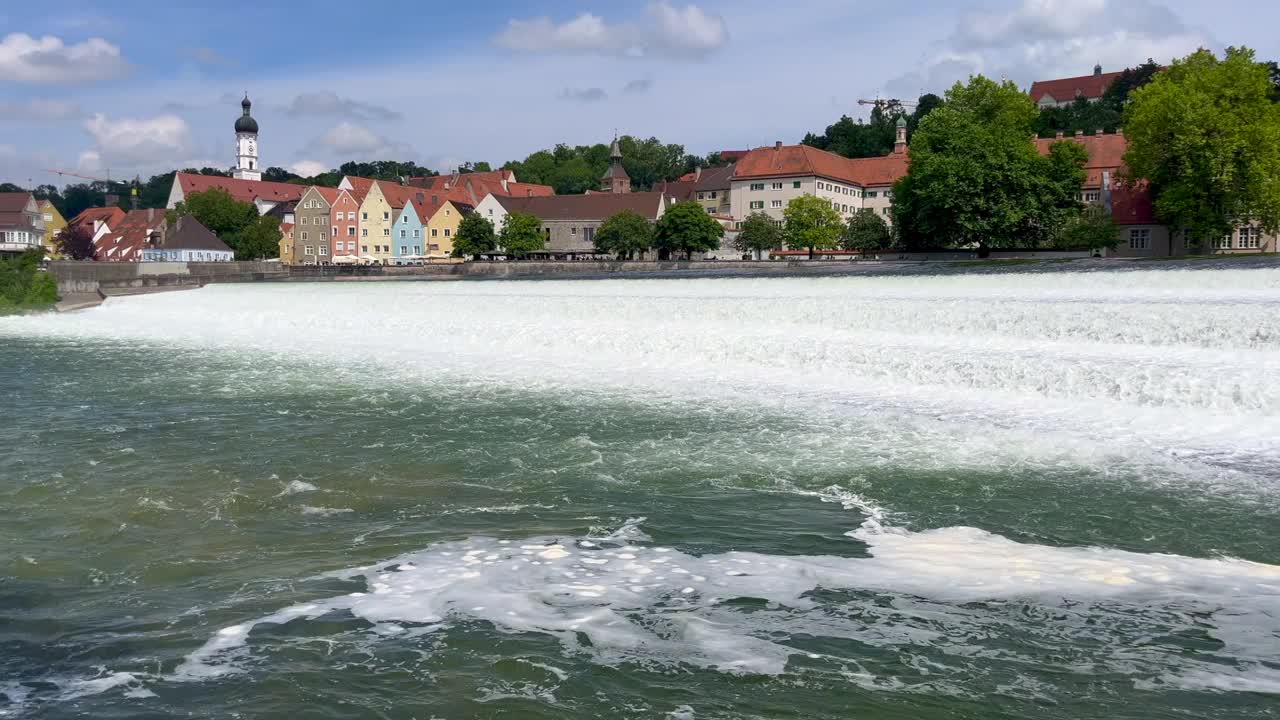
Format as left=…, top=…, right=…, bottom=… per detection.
left=893, top=75, right=1087, bottom=253
left=653, top=201, right=724, bottom=260
left=732, top=212, right=782, bottom=259
left=1123, top=47, right=1280, bottom=241
left=452, top=213, right=497, bottom=259
left=231, top=216, right=282, bottom=260
left=499, top=212, right=545, bottom=259
left=1056, top=205, right=1120, bottom=252
left=842, top=208, right=892, bottom=251
left=56, top=223, right=97, bottom=260
left=457, top=161, right=493, bottom=173
left=167, top=187, right=257, bottom=237
left=0, top=249, right=57, bottom=312
left=594, top=210, right=653, bottom=260
left=783, top=194, right=843, bottom=258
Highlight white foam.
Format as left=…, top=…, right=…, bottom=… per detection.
left=279, top=480, right=318, bottom=496
left=300, top=506, right=353, bottom=517
left=176, top=514, right=1280, bottom=682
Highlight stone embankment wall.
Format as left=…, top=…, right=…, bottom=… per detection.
left=49, top=261, right=288, bottom=295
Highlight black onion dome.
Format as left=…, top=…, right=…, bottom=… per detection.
left=235, top=95, right=258, bottom=133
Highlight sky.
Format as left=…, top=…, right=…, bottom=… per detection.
left=1, top=0, right=1275, bottom=186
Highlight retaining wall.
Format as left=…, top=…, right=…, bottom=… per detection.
left=49, top=261, right=287, bottom=295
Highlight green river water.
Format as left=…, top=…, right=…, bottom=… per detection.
left=1, top=268, right=1278, bottom=718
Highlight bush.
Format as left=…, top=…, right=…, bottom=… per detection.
left=0, top=249, right=58, bottom=312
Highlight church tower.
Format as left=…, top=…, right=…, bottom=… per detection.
left=233, top=94, right=261, bottom=181
left=601, top=136, right=630, bottom=194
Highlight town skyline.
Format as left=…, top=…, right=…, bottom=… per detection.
left=3, top=0, right=1275, bottom=184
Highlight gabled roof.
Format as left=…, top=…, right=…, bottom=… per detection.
left=69, top=206, right=127, bottom=230
left=0, top=192, right=33, bottom=213
left=694, top=164, right=735, bottom=191
left=176, top=173, right=304, bottom=205
left=407, top=170, right=555, bottom=204
left=162, top=215, right=233, bottom=252
left=378, top=181, right=417, bottom=209
left=496, top=192, right=665, bottom=222
left=1035, top=132, right=1128, bottom=187
left=732, top=144, right=908, bottom=187
left=1029, top=71, right=1122, bottom=103
left=301, top=186, right=341, bottom=206
left=95, top=208, right=164, bottom=261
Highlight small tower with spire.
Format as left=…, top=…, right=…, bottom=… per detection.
left=894, top=116, right=908, bottom=155
left=601, top=136, right=630, bottom=194
left=233, top=93, right=261, bottom=181
left=1093, top=62, right=1102, bottom=76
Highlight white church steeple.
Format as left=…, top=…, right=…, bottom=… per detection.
left=233, top=93, right=261, bottom=181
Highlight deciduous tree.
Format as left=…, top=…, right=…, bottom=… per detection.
left=1123, top=47, right=1280, bottom=241
left=842, top=208, right=892, bottom=251
left=732, top=212, right=782, bottom=259
left=499, top=212, right=545, bottom=259
left=783, top=195, right=843, bottom=258
left=452, top=213, right=497, bottom=259
left=892, top=75, right=1087, bottom=253
left=1056, top=206, right=1120, bottom=252
left=594, top=210, right=653, bottom=260
left=55, top=223, right=97, bottom=260
left=653, top=201, right=724, bottom=260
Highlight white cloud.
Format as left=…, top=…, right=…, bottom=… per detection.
left=883, top=0, right=1209, bottom=98
left=289, top=160, right=329, bottom=177
left=0, top=32, right=129, bottom=84
left=81, top=112, right=194, bottom=168
left=495, top=2, right=727, bottom=59
left=0, top=98, right=81, bottom=122
left=77, top=149, right=102, bottom=173
left=310, top=121, right=413, bottom=159
left=284, top=91, right=401, bottom=121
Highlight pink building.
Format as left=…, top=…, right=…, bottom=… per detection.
left=330, top=189, right=361, bottom=258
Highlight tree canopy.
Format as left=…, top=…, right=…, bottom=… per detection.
left=452, top=213, right=497, bottom=259
left=1033, top=59, right=1163, bottom=138
left=783, top=195, right=843, bottom=257
left=167, top=188, right=280, bottom=260
left=55, top=223, right=96, bottom=260
left=802, top=95, right=943, bottom=159
left=892, top=75, right=1088, bottom=252
left=499, top=212, right=545, bottom=259
left=501, top=136, right=711, bottom=194
left=653, top=201, right=724, bottom=260
left=842, top=208, right=893, bottom=251
left=0, top=249, right=58, bottom=312
left=733, top=212, right=783, bottom=259
left=1056, top=206, right=1120, bottom=251
left=594, top=210, right=654, bottom=260
left=1123, top=46, right=1280, bottom=240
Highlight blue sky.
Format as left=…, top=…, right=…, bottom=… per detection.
left=1, top=0, right=1276, bottom=186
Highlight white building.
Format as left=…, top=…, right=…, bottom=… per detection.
left=233, top=94, right=261, bottom=181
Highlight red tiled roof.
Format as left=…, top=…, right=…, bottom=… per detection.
left=732, top=145, right=908, bottom=187
left=176, top=173, right=304, bottom=205
left=1029, top=71, right=1122, bottom=104
left=506, top=182, right=555, bottom=198
left=95, top=208, right=164, bottom=262
left=1110, top=181, right=1156, bottom=226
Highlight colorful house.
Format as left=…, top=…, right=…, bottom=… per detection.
left=37, top=200, right=66, bottom=256
left=330, top=189, right=361, bottom=259
left=278, top=222, right=296, bottom=264
left=391, top=194, right=438, bottom=263
left=295, top=186, right=340, bottom=264
left=424, top=200, right=473, bottom=258
left=350, top=181, right=396, bottom=264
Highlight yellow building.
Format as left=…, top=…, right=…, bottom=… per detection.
left=278, top=222, right=296, bottom=264
left=355, top=181, right=412, bottom=265
left=37, top=200, right=66, bottom=256
left=425, top=200, right=473, bottom=258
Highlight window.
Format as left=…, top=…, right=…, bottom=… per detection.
left=866, top=191, right=878, bottom=198
left=750, top=183, right=765, bottom=191
left=400, top=246, right=408, bottom=255
left=362, top=228, right=368, bottom=237
left=882, top=208, right=891, bottom=216
left=432, top=228, right=438, bottom=237
left=771, top=200, right=783, bottom=209
left=362, top=212, right=368, bottom=220
left=413, top=229, right=420, bottom=238
left=571, top=227, right=577, bottom=235
left=43, top=213, right=52, bottom=222
left=1129, top=228, right=1151, bottom=250
left=793, top=181, right=801, bottom=189
left=750, top=201, right=764, bottom=210
left=772, top=182, right=783, bottom=190
left=706, top=207, right=716, bottom=214
left=347, top=212, right=355, bottom=221
left=362, top=245, right=369, bottom=252
left=301, top=217, right=309, bottom=225
left=429, top=244, right=439, bottom=251
left=304, top=245, right=314, bottom=255
left=584, top=227, right=595, bottom=244
left=1213, top=233, right=1233, bottom=250
left=383, top=228, right=390, bottom=237
left=884, top=191, right=892, bottom=199
left=318, top=245, right=328, bottom=255
left=383, top=212, right=390, bottom=221
left=400, top=230, right=407, bottom=238
left=402, top=215, right=408, bottom=224
left=348, top=227, right=355, bottom=236
left=1082, top=191, right=1101, bottom=203
left=709, top=191, right=717, bottom=199
left=841, top=204, right=848, bottom=213
left=320, top=232, right=326, bottom=241
left=697, top=192, right=705, bottom=200
left=1239, top=226, right=1261, bottom=249
left=444, top=229, right=451, bottom=236
left=301, top=231, right=309, bottom=240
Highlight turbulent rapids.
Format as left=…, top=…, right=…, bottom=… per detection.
left=2, top=265, right=1279, bottom=718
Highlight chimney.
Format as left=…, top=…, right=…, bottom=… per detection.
left=1055, top=131, right=1064, bottom=139
left=775, top=141, right=782, bottom=150
left=694, top=166, right=702, bottom=181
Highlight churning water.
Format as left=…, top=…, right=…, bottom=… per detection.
left=2, top=266, right=1279, bottom=718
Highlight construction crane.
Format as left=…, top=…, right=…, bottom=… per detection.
left=44, top=169, right=141, bottom=208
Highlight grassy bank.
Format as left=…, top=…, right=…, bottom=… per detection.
left=0, top=250, right=59, bottom=314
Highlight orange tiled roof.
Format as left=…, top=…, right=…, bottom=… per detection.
left=732, top=144, right=908, bottom=188
left=1035, top=132, right=1128, bottom=187
left=69, top=206, right=126, bottom=230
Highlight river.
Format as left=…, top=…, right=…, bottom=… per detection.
left=2, top=267, right=1278, bottom=718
